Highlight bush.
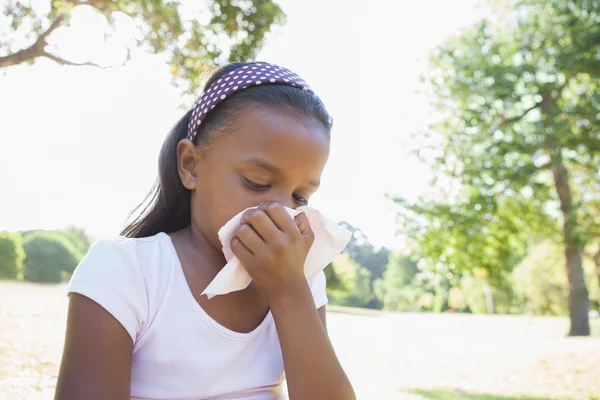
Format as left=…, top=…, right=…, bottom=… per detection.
left=461, top=275, right=492, bottom=314
left=327, top=253, right=373, bottom=307
left=379, top=252, right=419, bottom=311
left=324, top=262, right=344, bottom=291
left=0, top=232, right=25, bottom=280
left=23, top=232, right=80, bottom=283
left=460, top=269, right=513, bottom=314
left=513, top=241, right=599, bottom=316
left=448, top=287, right=467, bottom=310
left=60, top=226, right=91, bottom=261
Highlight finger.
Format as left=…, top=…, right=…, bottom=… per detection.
left=295, top=212, right=315, bottom=246
left=294, top=212, right=313, bottom=237
left=230, top=237, right=254, bottom=266
left=235, top=223, right=268, bottom=255
left=242, top=209, right=281, bottom=244
left=259, top=202, right=298, bottom=234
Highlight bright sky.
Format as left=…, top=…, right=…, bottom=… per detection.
left=0, top=0, right=492, bottom=249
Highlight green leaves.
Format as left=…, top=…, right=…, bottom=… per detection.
left=0, top=0, right=285, bottom=93
left=395, top=0, right=600, bottom=288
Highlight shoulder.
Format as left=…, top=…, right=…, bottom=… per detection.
left=69, top=236, right=142, bottom=288
left=67, top=233, right=171, bottom=342
left=72, top=233, right=171, bottom=281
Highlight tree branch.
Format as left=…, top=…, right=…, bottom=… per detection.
left=42, top=51, right=107, bottom=68
left=500, top=78, right=571, bottom=127
left=537, top=162, right=552, bottom=170
left=65, top=0, right=108, bottom=6
left=500, top=102, right=541, bottom=126
left=0, top=9, right=125, bottom=70
left=0, top=14, right=67, bottom=68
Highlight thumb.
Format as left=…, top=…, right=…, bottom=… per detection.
left=295, top=212, right=315, bottom=244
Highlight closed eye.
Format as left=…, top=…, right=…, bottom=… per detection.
left=245, top=178, right=309, bottom=205
left=244, top=178, right=270, bottom=191
left=293, top=194, right=308, bottom=206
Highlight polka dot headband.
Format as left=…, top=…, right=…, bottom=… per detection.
left=187, top=62, right=314, bottom=141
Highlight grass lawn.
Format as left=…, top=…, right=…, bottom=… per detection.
left=1, top=281, right=599, bottom=399
left=408, top=388, right=596, bottom=400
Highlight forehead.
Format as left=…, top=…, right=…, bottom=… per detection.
left=208, top=107, right=331, bottom=176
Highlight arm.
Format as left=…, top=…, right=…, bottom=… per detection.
left=54, top=293, right=133, bottom=400
left=231, top=203, right=355, bottom=400
left=270, top=290, right=355, bottom=400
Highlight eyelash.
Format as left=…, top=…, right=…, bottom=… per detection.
left=244, top=178, right=308, bottom=205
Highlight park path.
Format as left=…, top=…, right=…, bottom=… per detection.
left=1, top=282, right=599, bottom=399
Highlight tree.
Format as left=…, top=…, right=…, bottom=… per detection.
left=327, top=253, right=373, bottom=308
left=1, top=0, right=284, bottom=90
left=323, top=262, right=344, bottom=291
left=594, top=247, right=600, bottom=296
left=580, top=172, right=600, bottom=293
left=60, top=225, right=91, bottom=260
left=378, top=252, right=419, bottom=311
left=0, top=232, right=25, bottom=280
left=339, top=221, right=390, bottom=280
left=399, top=0, right=600, bottom=335
left=23, top=231, right=80, bottom=283
left=338, top=221, right=390, bottom=308
left=513, top=241, right=599, bottom=316
left=397, top=194, right=548, bottom=285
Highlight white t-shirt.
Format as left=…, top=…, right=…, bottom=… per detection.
left=67, top=232, right=328, bottom=400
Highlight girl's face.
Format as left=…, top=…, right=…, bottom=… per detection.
left=178, top=106, right=331, bottom=251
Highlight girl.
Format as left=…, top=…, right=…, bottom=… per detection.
left=54, top=62, right=356, bottom=400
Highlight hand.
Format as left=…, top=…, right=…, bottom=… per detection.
left=230, top=202, right=314, bottom=303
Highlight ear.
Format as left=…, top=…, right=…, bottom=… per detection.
left=177, top=139, right=200, bottom=190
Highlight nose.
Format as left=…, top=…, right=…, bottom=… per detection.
left=263, top=191, right=295, bottom=210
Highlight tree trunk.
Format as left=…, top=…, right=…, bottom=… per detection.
left=564, top=245, right=589, bottom=336
left=594, top=246, right=600, bottom=292
left=551, top=160, right=590, bottom=336
left=483, top=282, right=494, bottom=314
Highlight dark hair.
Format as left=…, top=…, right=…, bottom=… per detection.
left=121, top=62, right=333, bottom=238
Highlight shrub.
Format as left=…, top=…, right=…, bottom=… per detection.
left=60, top=226, right=91, bottom=262
left=513, top=241, right=599, bottom=316
left=23, top=231, right=80, bottom=283
left=379, top=252, right=419, bottom=311
left=327, top=253, right=373, bottom=307
left=0, top=232, right=25, bottom=280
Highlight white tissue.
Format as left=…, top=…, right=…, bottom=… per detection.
left=202, top=205, right=352, bottom=299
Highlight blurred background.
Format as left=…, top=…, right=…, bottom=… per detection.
left=1, top=0, right=599, bottom=399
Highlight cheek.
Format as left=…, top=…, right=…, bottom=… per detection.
left=201, top=173, right=261, bottom=230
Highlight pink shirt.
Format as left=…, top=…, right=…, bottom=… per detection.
left=67, top=232, right=328, bottom=400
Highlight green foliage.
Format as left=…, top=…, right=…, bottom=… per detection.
left=327, top=253, right=374, bottom=308
left=1, top=0, right=284, bottom=93
left=460, top=272, right=512, bottom=314
left=323, top=262, right=344, bottom=291
left=513, top=242, right=568, bottom=315
left=395, top=0, right=600, bottom=334
left=513, top=241, right=600, bottom=316
left=20, top=227, right=91, bottom=274
left=22, top=231, right=80, bottom=283
left=339, top=221, right=390, bottom=282
left=397, top=187, right=551, bottom=288
left=448, top=286, right=467, bottom=311
left=60, top=226, right=91, bottom=261
left=0, top=232, right=25, bottom=280
left=378, top=252, right=419, bottom=310
left=409, top=388, right=579, bottom=400
left=327, top=222, right=391, bottom=309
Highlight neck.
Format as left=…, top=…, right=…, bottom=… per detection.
left=178, top=221, right=227, bottom=273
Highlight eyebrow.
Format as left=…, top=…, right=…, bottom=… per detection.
left=243, top=157, right=321, bottom=188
